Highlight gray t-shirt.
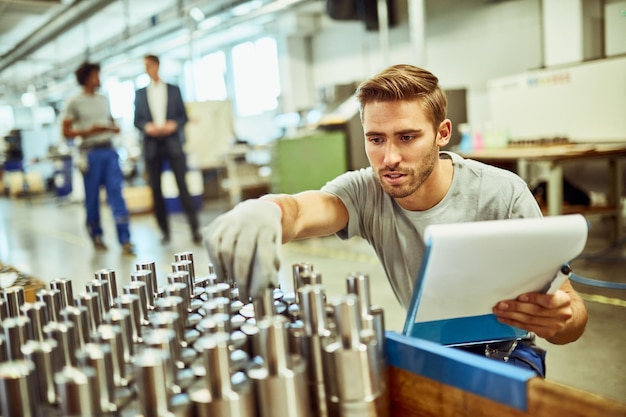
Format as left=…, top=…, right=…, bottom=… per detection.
left=321, top=151, right=542, bottom=309
left=63, top=92, right=115, bottom=148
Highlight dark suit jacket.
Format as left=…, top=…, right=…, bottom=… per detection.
left=134, top=83, right=189, bottom=160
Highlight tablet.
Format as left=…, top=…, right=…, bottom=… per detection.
left=402, top=214, right=588, bottom=345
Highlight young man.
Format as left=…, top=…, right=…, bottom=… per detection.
left=62, top=62, right=134, bottom=255
left=134, top=55, right=201, bottom=245
left=203, top=64, right=587, bottom=374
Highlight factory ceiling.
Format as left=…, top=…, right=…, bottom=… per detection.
left=0, top=0, right=320, bottom=104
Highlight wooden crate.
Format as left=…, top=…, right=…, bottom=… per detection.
left=386, top=332, right=626, bottom=417
left=122, top=184, right=153, bottom=215
left=0, top=264, right=45, bottom=303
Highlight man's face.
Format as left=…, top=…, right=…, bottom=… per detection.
left=144, top=58, right=159, bottom=80
left=363, top=99, right=448, bottom=200
left=85, top=69, right=101, bottom=89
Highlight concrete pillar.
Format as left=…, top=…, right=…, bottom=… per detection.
left=271, top=12, right=319, bottom=117
left=407, top=0, right=426, bottom=66
left=542, top=0, right=603, bottom=67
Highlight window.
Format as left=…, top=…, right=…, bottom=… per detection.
left=103, top=77, right=136, bottom=131
left=231, top=37, right=280, bottom=116
left=0, top=105, right=15, bottom=136
left=193, top=51, right=228, bottom=102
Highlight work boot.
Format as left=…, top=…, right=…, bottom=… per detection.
left=192, top=231, right=202, bottom=246
left=122, top=242, right=136, bottom=256
left=92, top=236, right=107, bottom=251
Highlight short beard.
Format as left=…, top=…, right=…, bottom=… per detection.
left=376, top=140, right=438, bottom=199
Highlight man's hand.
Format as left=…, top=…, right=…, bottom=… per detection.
left=89, top=125, right=114, bottom=135
left=144, top=122, right=160, bottom=136
left=144, top=121, right=177, bottom=137
left=161, top=120, right=178, bottom=135
left=493, top=290, right=574, bottom=341
left=202, top=199, right=282, bottom=301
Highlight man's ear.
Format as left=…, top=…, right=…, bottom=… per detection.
left=437, top=119, right=452, bottom=146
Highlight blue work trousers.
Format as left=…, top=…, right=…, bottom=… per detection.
left=82, top=147, right=130, bottom=244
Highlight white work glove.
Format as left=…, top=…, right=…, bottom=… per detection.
left=202, top=199, right=282, bottom=301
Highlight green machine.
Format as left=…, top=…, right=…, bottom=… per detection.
left=271, top=130, right=349, bottom=194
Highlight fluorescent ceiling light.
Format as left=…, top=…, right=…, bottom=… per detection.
left=21, top=92, right=37, bottom=107
left=231, top=0, right=264, bottom=16
left=189, top=7, right=205, bottom=22
left=198, top=15, right=223, bottom=31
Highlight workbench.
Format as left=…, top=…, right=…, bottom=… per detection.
left=458, top=143, right=626, bottom=241
left=386, top=332, right=626, bottom=417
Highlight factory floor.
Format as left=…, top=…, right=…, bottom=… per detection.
left=0, top=191, right=625, bottom=403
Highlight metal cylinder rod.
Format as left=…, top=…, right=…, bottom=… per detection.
left=94, top=269, right=118, bottom=307
left=150, top=311, right=184, bottom=349
left=136, top=261, right=159, bottom=302
left=114, top=293, right=143, bottom=343
left=134, top=348, right=174, bottom=417
left=346, top=273, right=372, bottom=320
left=3, top=316, right=30, bottom=361
left=299, top=285, right=328, bottom=337
left=155, top=295, right=187, bottom=330
left=37, top=288, right=63, bottom=323
left=174, top=251, right=196, bottom=284
left=74, top=292, right=102, bottom=338
left=60, top=305, right=90, bottom=350
left=196, top=314, right=230, bottom=336
left=259, top=317, right=289, bottom=375
left=76, top=343, right=117, bottom=414
left=21, top=301, right=47, bottom=342
left=87, top=279, right=111, bottom=316
left=0, top=298, right=6, bottom=322
left=253, top=287, right=276, bottom=320
left=50, top=278, right=75, bottom=309
left=44, top=320, right=77, bottom=368
left=195, top=335, right=233, bottom=398
left=249, top=316, right=312, bottom=417
left=300, top=271, right=323, bottom=287
left=165, top=282, right=191, bottom=316
left=204, top=282, right=231, bottom=300
left=297, top=285, right=330, bottom=417
left=0, top=335, right=6, bottom=363
left=292, top=263, right=314, bottom=302
left=94, top=268, right=118, bottom=307
left=3, top=286, right=25, bottom=318
left=331, top=295, right=362, bottom=350
left=95, top=323, right=128, bottom=387
left=105, top=308, right=135, bottom=363
left=122, top=283, right=150, bottom=327
left=21, top=339, right=59, bottom=406
left=201, top=297, right=231, bottom=317
left=131, top=269, right=156, bottom=309
left=143, top=328, right=181, bottom=382
left=0, top=360, right=38, bottom=417
left=55, top=366, right=100, bottom=417
left=172, top=260, right=195, bottom=297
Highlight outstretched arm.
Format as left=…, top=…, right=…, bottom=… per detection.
left=203, top=190, right=348, bottom=299
left=261, top=190, right=349, bottom=243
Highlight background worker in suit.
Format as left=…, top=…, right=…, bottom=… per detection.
left=134, top=54, right=201, bottom=245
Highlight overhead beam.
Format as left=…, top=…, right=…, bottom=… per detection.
left=0, top=0, right=117, bottom=73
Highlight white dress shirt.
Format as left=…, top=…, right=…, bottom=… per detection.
left=146, top=80, right=168, bottom=127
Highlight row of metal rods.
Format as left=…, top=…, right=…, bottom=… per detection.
left=0, top=253, right=390, bottom=417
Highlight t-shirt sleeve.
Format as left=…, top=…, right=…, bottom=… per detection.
left=511, top=182, right=543, bottom=218
left=321, top=169, right=371, bottom=240
left=62, top=98, right=78, bottom=122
